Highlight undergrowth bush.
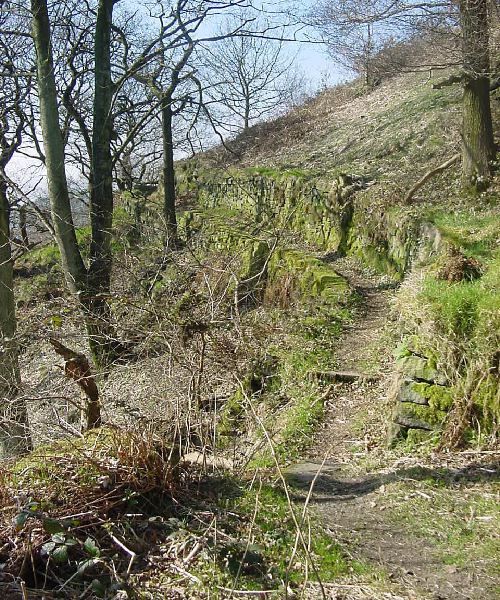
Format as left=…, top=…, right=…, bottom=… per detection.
left=0, top=427, right=178, bottom=596
left=422, top=278, right=482, bottom=338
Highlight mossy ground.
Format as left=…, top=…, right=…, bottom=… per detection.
left=386, top=465, right=500, bottom=576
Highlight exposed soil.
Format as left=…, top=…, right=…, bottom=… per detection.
left=287, top=257, right=500, bottom=600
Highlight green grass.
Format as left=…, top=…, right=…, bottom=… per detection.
left=225, top=484, right=357, bottom=584
left=393, top=204, right=500, bottom=443
left=387, top=477, right=500, bottom=572
left=422, top=278, right=484, bottom=338
left=242, top=166, right=318, bottom=180
left=246, top=302, right=353, bottom=467
left=430, top=209, right=500, bottom=258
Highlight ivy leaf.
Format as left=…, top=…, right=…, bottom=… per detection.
left=51, top=533, right=66, bottom=544
left=14, top=512, right=29, bottom=531
left=84, top=537, right=101, bottom=557
left=77, top=558, right=100, bottom=575
left=65, top=537, right=78, bottom=546
left=41, top=541, right=56, bottom=556
left=52, top=545, right=69, bottom=563
left=42, top=518, right=65, bottom=534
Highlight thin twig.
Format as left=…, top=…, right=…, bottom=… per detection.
left=238, top=379, right=327, bottom=600
left=107, top=531, right=137, bottom=575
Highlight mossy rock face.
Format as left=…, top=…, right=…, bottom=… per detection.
left=268, top=250, right=348, bottom=304
left=395, top=401, right=448, bottom=430
left=398, top=380, right=431, bottom=405
left=131, top=166, right=421, bottom=279
left=345, top=201, right=420, bottom=278
left=413, top=382, right=454, bottom=412
left=389, top=358, right=453, bottom=441
left=398, top=381, right=453, bottom=411
left=397, top=355, right=447, bottom=385
left=191, top=170, right=366, bottom=251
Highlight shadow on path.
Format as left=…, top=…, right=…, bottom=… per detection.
left=285, top=459, right=500, bottom=502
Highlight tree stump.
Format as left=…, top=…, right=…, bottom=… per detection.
left=49, top=338, right=101, bottom=431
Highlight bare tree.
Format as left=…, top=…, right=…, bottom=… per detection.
left=31, top=0, right=122, bottom=368
left=309, top=0, right=460, bottom=85
left=121, top=0, right=252, bottom=243
left=113, top=82, right=162, bottom=192
left=0, top=4, right=32, bottom=457
left=203, top=17, right=299, bottom=132
left=27, top=0, right=255, bottom=363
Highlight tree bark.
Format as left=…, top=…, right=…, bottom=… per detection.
left=32, top=0, right=121, bottom=370
left=31, top=0, right=87, bottom=295
left=0, top=181, right=31, bottom=457
left=85, top=0, right=119, bottom=367
left=19, top=207, right=29, bottom=248
left=50, top=339, right=101, bottom=431
left=89, top=0, right=114, bottom=296
left=460, top=0, right=495, bottom=186
left=244, top=93, right=250, bottom=131
left=161, top=94, right=178, bottom=245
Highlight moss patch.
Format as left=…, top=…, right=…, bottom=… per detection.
left=397, top=402, right=448, bottom=430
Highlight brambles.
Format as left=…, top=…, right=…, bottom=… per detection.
left=437, top=246, right=483, bottom=282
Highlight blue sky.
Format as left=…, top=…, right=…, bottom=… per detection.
left=254, top=0, right=348, bottom=86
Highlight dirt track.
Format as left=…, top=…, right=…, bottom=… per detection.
left=288, top=257, right=500, bottom=600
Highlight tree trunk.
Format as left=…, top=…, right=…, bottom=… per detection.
left=118, top=150, right=134, bottom=192
left=244, top=90, right=250, bottom=131
left=50, top=339, right=101, bottom=431
left=364, top=23, right=373, bottom=87
left=86, top=0, right=118, bottom=367
left=0, top=181, right=31, bottom=457
left=460, top=0, right=495, bottom=186
left=19, top=207, right=29, bottom=248
left=31, top=0, right=87, bottom=295
left=32, top=0, right=121, bottom=370
left=161, top=95, right=178, bottom=245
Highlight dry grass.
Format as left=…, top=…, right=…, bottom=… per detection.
left=203, top=71, right=462, bottom=187
left=0, top=427, right=178, bottom=596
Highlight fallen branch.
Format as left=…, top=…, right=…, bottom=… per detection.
left=405, top=153, right=460, bottom=203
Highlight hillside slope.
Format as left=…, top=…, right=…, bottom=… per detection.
left=203, top=72, right=465, bottom=186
